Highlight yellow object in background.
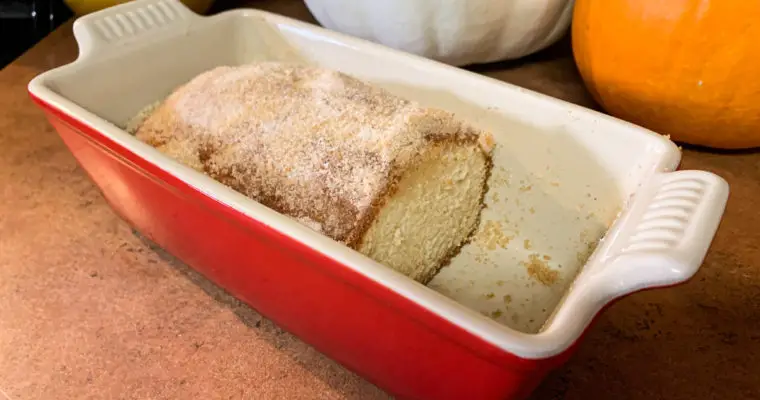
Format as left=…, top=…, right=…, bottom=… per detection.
left=64, top=0, right=215, bottom=15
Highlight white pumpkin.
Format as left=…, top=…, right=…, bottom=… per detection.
left=303, top=0, right=575, bottom=66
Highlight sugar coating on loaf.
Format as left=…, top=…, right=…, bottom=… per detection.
left=131, top=62, right=493, bottom=281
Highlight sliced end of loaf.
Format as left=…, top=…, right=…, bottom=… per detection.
left=356, top=141, right=490, bottom=284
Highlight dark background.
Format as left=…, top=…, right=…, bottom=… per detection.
left=1, top=0, right=73, bottom=68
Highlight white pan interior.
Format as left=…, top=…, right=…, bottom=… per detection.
left=41, top=10, right=676, bottom=335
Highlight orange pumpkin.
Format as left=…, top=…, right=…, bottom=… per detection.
left=572, top=1, right=760, bottom=149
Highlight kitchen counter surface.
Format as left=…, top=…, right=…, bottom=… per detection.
left=1, top=1, right=758, bottom=399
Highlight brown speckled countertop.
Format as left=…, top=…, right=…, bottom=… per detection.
left=1, top=1, right=759, bottom=399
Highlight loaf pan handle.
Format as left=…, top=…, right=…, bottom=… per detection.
left=72, top=0, right=202, bottom=59
left=593, top=170, right=729, bottom=296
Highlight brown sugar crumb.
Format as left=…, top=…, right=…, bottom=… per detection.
left=543, top=254, right=552, bottom=261
left=523, top=254, right=559, bottom=286
left=490, top=192, right=500, bottom=203
left=550, top=181, right=560, bottom=187
left=474, top=253, right=489, bottom=263
left=519, top=184, right=532, bottom=192
left=496, top=280, right=505, bottom=286
left=523, top=239, right=533, bottom=250
left=475, top=221, right=513, bottom=251
left=479, top=132, right=496, bottom=152
left=576, top=241, right=599, bottom=263
left=503, top=294, right=512, bottom=304
left=491, top=167, right=511, bottom=186
left=529, top=207, right=536, bottom=214
left=490, top=310, right=503, bottom=318
left=484, top=292, right=495, bottom=299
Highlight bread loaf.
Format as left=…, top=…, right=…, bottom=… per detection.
left=131, top=62, right=493, bottom=284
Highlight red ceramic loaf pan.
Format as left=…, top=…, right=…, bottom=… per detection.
left=28, top=1, right=729, bottom=398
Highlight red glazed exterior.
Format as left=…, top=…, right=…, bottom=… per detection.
left=30, top=95, right=575, bottom=400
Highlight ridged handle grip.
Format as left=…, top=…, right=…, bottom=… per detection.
left=595, top=170, right=729, bottom=295
left=72, top=0, right=200, bottom=59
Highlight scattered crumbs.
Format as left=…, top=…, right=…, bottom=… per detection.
left=523, top=254, right=559, bottom=286
left=541, top=308, right=547, bottom=312
left=485, top=292, right=495, bottom=299
left=480, top=311, right=490, bottom=317
left=490, top=192, right=500, bottom=203
left=550, top=181, right=560, bottom=187
left=511, top=314, right=520, bottom=323
left=529, top=207, right=536, bottom=214
left=543, top=254, right=552, bottom=261
left=469, top=279, right=476, bottom=286
left=503, top=294, right=512, bottom=304
left=519, top=184, right=532, bottom=192
left=585, top=212, right=596, bottom=220
left=474, top=253, right=489, bottom=264
left=587, top=193, right=592, bottom=198
left=579, top=229, right=592, bottom=243
left=490, top=310, right=503, bottom=318
left=529, top=318, right=535, bottom=324
left=475, top=220, right=513, bottom=251
left=576, top=241, right=599, bottom=263
left=491, top=167, right=511, bottom=186
left=524, top=239, right=533, bottom=250
left=496, top=280, right=505, bottom=286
